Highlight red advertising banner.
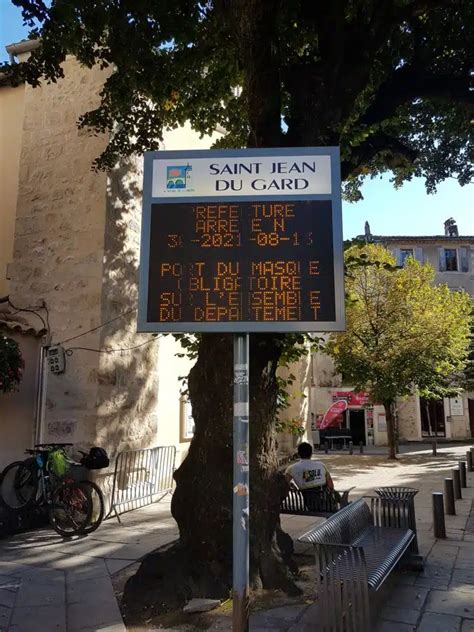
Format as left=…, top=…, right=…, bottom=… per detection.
left=333, top=391, right=370, bottom=407
left=319, top=400, right=348, bottom=430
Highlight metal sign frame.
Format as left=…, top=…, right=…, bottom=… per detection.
left=138, top=146, right=344, bottom=333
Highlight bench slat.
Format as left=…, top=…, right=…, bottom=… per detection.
left=280, top=487, right=349, bottom=517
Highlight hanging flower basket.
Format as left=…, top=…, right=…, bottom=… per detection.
left=0, top=334, right=24, bottom=394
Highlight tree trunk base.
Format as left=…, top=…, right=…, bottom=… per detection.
left=121, top=537, right=301, bottom=625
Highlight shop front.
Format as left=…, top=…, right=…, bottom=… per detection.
left=312, top=387, right=388, bottom=447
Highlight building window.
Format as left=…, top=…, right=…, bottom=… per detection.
left=439, top=247, right=470, bottom=272
left=393, top=247, right=423, bottom=266
left=400, top=248, right=414, bottom=266
left=444, top=249, right=458, bottom=271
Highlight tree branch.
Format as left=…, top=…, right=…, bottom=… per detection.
left=225, top=0, right=283, bottom=147
left=360, top=67, right=473, bottom=127
left=341, top=131, right=418, bottom=180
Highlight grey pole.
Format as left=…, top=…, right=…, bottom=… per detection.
left=467, top=451, right=473, bottom=473
left=432, top=441, right=437, bottom=456
left=432, top=492, right=446, bottom=539
left=452, top=468, right=462, bottom=500
left=348, top=441, right=353, bottom=455
left=233, top=333, right=249, bottom=632
left=359, top=441, right=364, bottom=454
left=459, top=461, right=467, bottom=488
left=444, top=479, right=456, bottom=515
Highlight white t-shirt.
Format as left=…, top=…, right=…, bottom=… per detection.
left=286, top=459, right=327, bottom=490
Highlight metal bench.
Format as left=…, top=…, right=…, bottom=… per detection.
left=280, top=486, right=352, bottom=518
left=298, top=496, right=416, bottom=631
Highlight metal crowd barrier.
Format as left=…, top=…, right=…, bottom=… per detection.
left=107, top=446, right=176, bottom=521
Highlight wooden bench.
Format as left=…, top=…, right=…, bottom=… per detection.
left=280, top=486, right=352, bottom=518
left=298, top=496, right=417, bottom=631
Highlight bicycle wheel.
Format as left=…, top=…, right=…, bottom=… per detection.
left=0, top=460, right=39, bottom=509
left=48, top=481, right=93, bottom=537
left=80, top=481, right=105, bottom=534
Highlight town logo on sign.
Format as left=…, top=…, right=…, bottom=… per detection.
left=166, top=164, right=192, bottom=190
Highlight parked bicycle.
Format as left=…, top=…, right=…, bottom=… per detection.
left=0, top=443, right=107, bottom=537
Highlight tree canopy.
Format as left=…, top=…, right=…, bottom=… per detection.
left=326, top=244, right=471, bottom=457
left=5, top=0, right=473, bottom=198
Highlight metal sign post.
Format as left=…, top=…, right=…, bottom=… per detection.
left=233, top=333, right=249, bottom=631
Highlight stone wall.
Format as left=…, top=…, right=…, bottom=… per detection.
left=9, top=56, right=109, bottom=447
left=0, top=84, right=25, bottom=297
left=276, top=347, right=313, bottom=455
left=6, top=57, right=211, bottom=468
left=397, top=395, right=422, bottom=441
left=447, top=394, right=473, bottom=439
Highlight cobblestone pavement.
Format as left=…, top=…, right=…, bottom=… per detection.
left=0, top=498, right=177, bottom=632
left=0, top=443, right=473, bottom=631
left=259, top=442, right=474, bottom=631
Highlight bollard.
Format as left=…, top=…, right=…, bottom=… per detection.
left=467, top=451, right=473, bottom=473
left=459, top=461, right=467, bottom=488
left=444, top=479, right=456, bottom=515
left=359, top=441, right=364, bottom=454
left=432, top=440, right=437, bottom=456
left=348, top=441, right=353, bottom=455
left=324, top=442, right=329, bottom=454
left=432, top=492, right=446, bottom=539
left=452, top=468, right=462, bottom=500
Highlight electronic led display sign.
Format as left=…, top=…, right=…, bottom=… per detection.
left=138, top=148, right=344, bottom=333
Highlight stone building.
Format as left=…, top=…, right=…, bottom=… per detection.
left=0, top=40, right=221, bottom=470
left=372, top=221, right=474, bottom=442
left=308, top=221, right=474, bottom=449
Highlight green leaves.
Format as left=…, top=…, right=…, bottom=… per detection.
left=326, top=245, right=472, bottom=406
left=4, top=0, right=472, bottom=193
left=0, top=334, right=24, bottom=394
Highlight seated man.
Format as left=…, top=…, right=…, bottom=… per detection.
left=285, top=442, right=336, bottom=509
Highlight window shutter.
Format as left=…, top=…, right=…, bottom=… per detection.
left=438, top=248, right=446, bottom=271
left=459, top=247, right=469, bottom=272
left=415, top=247, right=424, bottom=263
left=392, top=247, right=402, bottom=266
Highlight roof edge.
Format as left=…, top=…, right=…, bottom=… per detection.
left=5, top=39, right=40, bottom=57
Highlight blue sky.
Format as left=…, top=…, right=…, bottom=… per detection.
left=1, top=1, right=472, bottom=239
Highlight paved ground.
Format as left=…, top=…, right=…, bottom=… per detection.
left=260, top=442, right=474, bottom=632
left=0, top=442, right=473, bottom=631
left=0, top=500, right=177, bottom=632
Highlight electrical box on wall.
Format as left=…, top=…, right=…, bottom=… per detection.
left=47, top=345, right=66, bottom=374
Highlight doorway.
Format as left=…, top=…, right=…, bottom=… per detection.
left=349, top=409, right=366, bottom=445
left=420, top=398, right=446, bottom=437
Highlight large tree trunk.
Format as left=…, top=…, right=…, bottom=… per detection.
left=171, top=333, right=298, bottom=595
left=121, top=336, right=298, bottom=623
left=383, top=401, right=397, bottom=460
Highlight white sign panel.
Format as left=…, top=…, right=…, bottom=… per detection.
left=449, top=397, right=464, bottom=416
left=152, top=154, right=332, bottom=198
